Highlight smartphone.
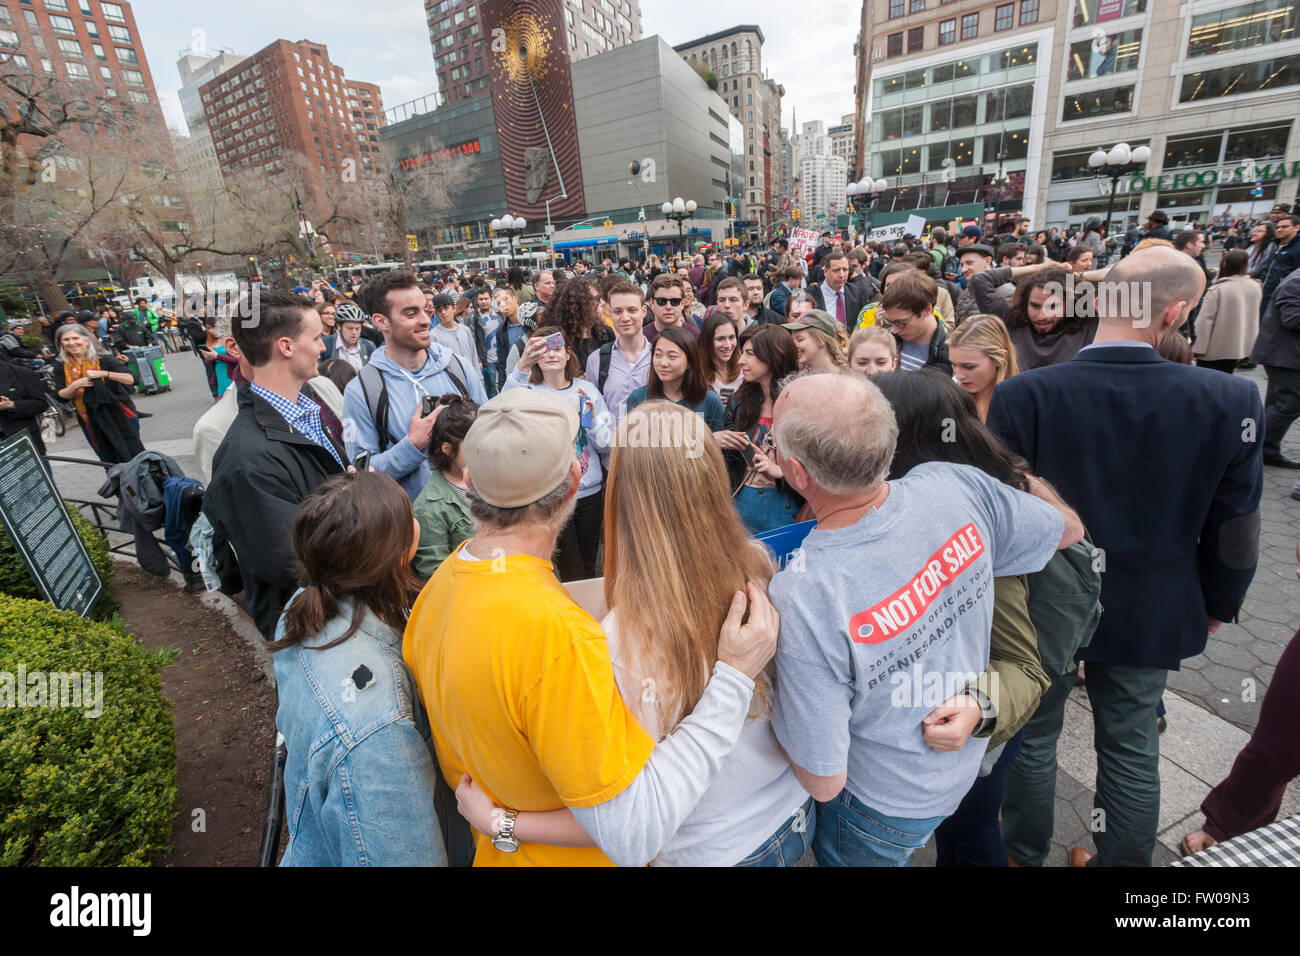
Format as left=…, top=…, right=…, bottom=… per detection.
left=543, top=332, right=565, bottom=352
left=353, top=450, right=370, bottom=472
left=421, top=394, right=438, bottom=417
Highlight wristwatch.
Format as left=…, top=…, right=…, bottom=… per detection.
left=492, top=808, right=520, bottom=853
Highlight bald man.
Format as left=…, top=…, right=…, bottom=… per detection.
left=767, top=372, right=1082, bottom=867
left=988, top=246, right=1264, bottom=868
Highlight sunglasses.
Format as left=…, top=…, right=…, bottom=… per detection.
left=653, top=296, right=683, bottom=307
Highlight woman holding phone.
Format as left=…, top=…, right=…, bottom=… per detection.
left=715, top=325, right=801, bottom=534
left=502, top=326, right=614, bottom=581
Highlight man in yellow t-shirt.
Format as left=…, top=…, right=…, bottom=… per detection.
left=404, top=388, right=777, bottom=867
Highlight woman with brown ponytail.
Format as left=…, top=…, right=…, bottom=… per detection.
left=271, top=471, right=456, bottom=866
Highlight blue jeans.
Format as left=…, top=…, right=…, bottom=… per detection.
left=813, top=789, right=946, bottom=867
left=735, top=797, right=815, bottom=867
left=481, top=368, right=499, bottom=399
left=933, top=730, right=1024, bottom=867
left=733, top=484, right=799, bottom=535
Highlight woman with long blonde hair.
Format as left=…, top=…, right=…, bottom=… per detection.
left=948, top=313, right=1020, bottom=421
left=454, top=402, right=814, bottom=866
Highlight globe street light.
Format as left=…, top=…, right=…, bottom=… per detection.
left=846, top=178, right=889, bottom=235
left=661, top=197, right=697, bottom=259
left=1088, top=142, right=1152, bottom=254
left=490, top=214, right=528, bottom=266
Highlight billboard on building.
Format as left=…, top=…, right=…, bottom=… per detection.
left=480, top=0, right=586, bottom=219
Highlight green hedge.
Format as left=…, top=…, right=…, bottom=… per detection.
left=0, top=595, right=176, bottom=866
left=0, top=504, right=119, bottom=621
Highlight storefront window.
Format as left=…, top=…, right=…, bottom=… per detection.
left=927, top=138, right=975, bottom=170
left=1155, top=188, right=1212, bottom=209
left=1215, top=182, right=1278, bottom=203
left=1224, top=123, right=1290, bottom=162
left=1066, top=28, right=1142, bottom=80
left=984, top=128, right=1030, bottom=161
left=1180, top=52, right=1300, bottom=101
left=929, top=93, right=978, bottom=132
left=985, top=83, right=1034, bottom=121
left=1188, top=0, right=1299, bottom=59
left=989, top=42, right=1037, bottom=71
left=878, top=104, right=925, bottom=140
left=879, top=147, right=922, bottom=175
left=931, top=59, right=977, bottom=83
left=1163, top=132, right=1223, bottom=169
left=1051, top=142, right=1153, bottom=181
left=1073, top=0, right=1146, bottom=29
left=1061, top=83, right=1134, bottom=119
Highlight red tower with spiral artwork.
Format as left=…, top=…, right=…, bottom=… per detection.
left=480, top=0, right=587, bottom=221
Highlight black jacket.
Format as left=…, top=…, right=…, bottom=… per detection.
left=1261, top=237, right=1300, bottom=314
left=989, top=345, right=1262, bottom=670
left=1251, top=266, right=1300, bottom=370
left=203, top=384, right=347, bottom=638
left=898, top=320, right=952, bottom=376
left=807, top=281, right=868, bottom=328
left=0, top=360, right=48, bottom=455
left=744, top=305, right=784, bottom=328
left=112, top=321, right=155, bottom=351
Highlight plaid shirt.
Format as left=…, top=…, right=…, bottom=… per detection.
left=249, top=383, right=345, bottom=470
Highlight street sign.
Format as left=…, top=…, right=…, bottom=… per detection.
left=0, top=433, right=103, bottom=617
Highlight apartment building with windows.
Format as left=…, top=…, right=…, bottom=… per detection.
left=198, top=39, right=385, bottom=248
left=853, top=0, right=1300, bottom=231
left=1, top=0, right=169, bottom=137
left=674, top=26, right=785, bottom=231
left=0, top=0, right=189, bottom=236
left=427, top=0, right=641, bottom=107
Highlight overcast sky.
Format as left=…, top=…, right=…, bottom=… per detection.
left=132, top=0, right=858, bottom=137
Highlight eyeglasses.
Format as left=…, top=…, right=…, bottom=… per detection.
left=653, top=296, right=683, bottom=307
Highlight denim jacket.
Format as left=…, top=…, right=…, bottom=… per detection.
left=273, top=592, right=448, bottom=866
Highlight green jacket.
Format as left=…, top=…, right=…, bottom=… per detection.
left=134, top=306, right=161, bottom=331
left=411, top=469, right=473, bottom=579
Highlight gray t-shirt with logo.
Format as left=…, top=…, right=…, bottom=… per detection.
left=770, top=461, right=1063, bottom=819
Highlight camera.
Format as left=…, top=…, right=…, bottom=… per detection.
left=421, top=394, right=438, bottom=417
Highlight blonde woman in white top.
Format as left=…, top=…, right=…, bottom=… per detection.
left=455, top=402, right=813, bottom=865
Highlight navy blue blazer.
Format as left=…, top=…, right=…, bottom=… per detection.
left=987, top=344, right=1263, bottom=670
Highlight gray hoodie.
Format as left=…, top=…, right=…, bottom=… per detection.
left=341, top=343, right=487, bottom=500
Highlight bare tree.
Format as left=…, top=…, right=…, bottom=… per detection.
left=0, top=64, right=139, bottom=314
left=371, top=146, right=472, bottom=268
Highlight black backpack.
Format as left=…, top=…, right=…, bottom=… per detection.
left=356, top=352, right=469, bottom=453
left=596, top=341, right=616, bottom=394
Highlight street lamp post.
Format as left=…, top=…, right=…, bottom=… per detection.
left=846, top=178, right=888, bottom=238
left=661, top=197, right=697, bottom=260
left=490, top=214, right=528, bottom=267
left=1088, top=142, right=1153, bottom=253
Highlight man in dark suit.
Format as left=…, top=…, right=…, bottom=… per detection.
left=806, top=251, right=867, bottom=331
left=987, top=246, right=1263, bottom=868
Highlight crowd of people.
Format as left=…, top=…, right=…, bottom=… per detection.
left=12, top=198, right=1297, bottom=868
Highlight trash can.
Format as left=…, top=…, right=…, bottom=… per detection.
left=123, top=345, right=171, bottom=394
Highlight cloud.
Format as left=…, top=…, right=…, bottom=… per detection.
left=642, top=1, right=860, bottom=132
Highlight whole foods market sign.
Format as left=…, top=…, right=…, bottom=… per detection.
left=1129, top=160, right=1300, bottom=193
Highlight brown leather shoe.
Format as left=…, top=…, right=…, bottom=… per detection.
left=1069, top=846, right=1092, bottom=867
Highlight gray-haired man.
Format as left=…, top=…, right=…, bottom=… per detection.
left=767, top=371, right=1082, bottom=866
